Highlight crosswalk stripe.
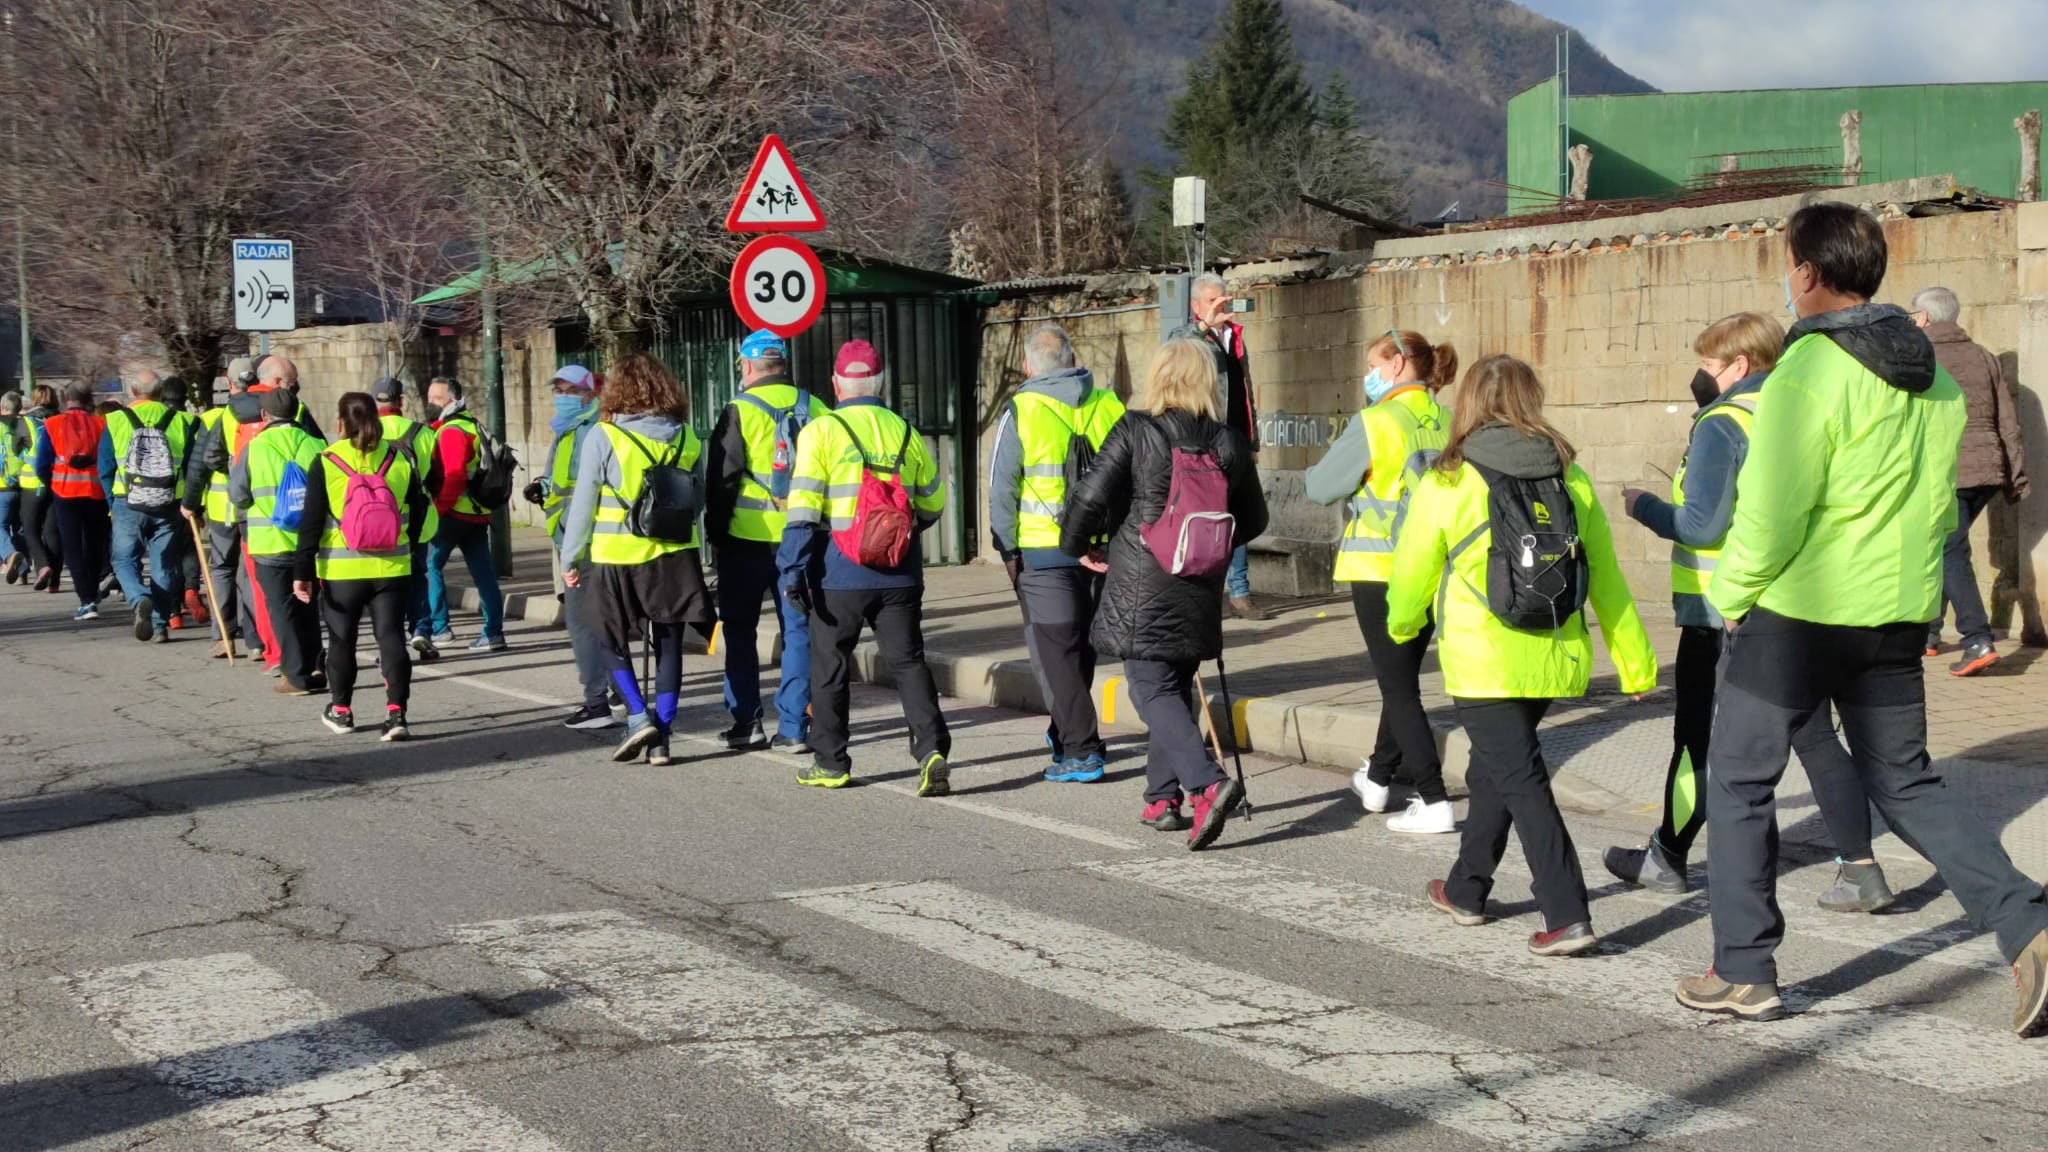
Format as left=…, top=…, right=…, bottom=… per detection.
left=1090, top=856, right=2048, bottom=1092
left=787, top=881, right=1749, bottom=1151
left=452, top=910, right=1209, bottom=1152
left=1355, top=824, right=2007, bottom=973
left=66, top=952, right=564, bottom=1152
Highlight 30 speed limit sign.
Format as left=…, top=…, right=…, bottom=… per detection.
left=728, top=235, right=826, bottom=337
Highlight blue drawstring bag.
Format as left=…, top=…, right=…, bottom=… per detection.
left=276, top=459, right=309, bottom=533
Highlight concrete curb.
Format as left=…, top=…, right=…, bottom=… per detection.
left=467, top=583, right=1626, bottom=813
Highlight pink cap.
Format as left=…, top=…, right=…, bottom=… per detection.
left=834, top=340, right=883, bottom=380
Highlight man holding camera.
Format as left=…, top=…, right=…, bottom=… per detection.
left=1172, top=272, right=1264, bottom=619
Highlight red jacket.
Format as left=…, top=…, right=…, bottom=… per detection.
left=432, top=411, right=488, bottom=523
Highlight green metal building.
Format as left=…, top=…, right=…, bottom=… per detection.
left=1506, top=79, right=2048, bottom=213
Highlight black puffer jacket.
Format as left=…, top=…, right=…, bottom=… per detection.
left=1059, top=409, right=1267, bottom=664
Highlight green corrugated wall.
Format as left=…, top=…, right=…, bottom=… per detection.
left=1505, top=82, right=2048, bottom=212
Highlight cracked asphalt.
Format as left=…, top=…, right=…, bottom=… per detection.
left=3, top=590, right=2046, bottom=1152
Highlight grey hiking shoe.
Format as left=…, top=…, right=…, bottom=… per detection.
left=1817, top=859, right=1896, bottom=914
left=1675, top=971, right=1784, bottom=1021
left=2013, top=929, right=2048, bottom=1038
left=1604, top=837, right=1689, bottom=894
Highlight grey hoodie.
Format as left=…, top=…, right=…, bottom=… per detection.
left=1461, top=422, right=1564, bottom=479
left=557, top=413, right=691, bottom=571
left=986, top=366, right=1101, bottom=568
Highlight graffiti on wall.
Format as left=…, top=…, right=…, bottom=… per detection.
left=1256, top=411, right=1349, bottom=449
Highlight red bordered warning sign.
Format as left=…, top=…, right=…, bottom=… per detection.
left=724, top=135, right=826, bottom=233
left=729, top=235, right=827, bottom=337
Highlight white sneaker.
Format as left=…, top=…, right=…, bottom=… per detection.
left=1388, top=797, right=1457, bottom=834
left=1351, top=764, right=1390, bottom=813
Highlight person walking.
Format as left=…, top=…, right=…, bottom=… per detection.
left=293, top=392, right=429, bottom=742
left=778, top=340, right=952, bottom=793
left=101, top=370, right=196, bottom=644
left=369, top=376, right=445, bottom=664
left=1677, top=203, right=2048, bottom=1036
left=186, top=358, right=264, bottom=660
left=558, top=353, right=714, bottom=766
left=1606, top=312, right=1892, bottom=911
left=34, top=384, right=110, bottom=621
left=1910, top=286, right=2028, bottom=676
left=232, top=385, right=326, bottom=695
left=987, top=323, right=1123, bottom=783
left=707, top=331, right=826, bottom=752
left=525, top=364, right=610, bottom=726
left=1172, top=272, right=1265, bottom=619
left=420, top=376, right=508, bottom=651
left=16, top=384, right=62, bottom=594
left=1306, top=330, right=1457, bottom=833
left=0, top=392, right=28, bottom=586
left=1059, top=338, right=1269, bottom=847
left=1389, top=355, right=1656, bottom=958
left=158, top=376, right=208, bottom=631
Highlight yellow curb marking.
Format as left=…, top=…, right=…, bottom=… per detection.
left=1231, top=697, right=1256, bottom=750
left=1099, top=676, right=1122, bottom=725
left=707, top=620, right=721, bottom=656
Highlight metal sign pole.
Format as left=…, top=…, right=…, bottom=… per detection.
left=480, top=233, right=511, bottom=577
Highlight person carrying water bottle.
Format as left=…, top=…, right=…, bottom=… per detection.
left=1058, top=338, right=1268, bottom=850
left=1387, top=355, right=1656, bottom=957
left=558, top=353, right=714, bottom=768
left=292, top=393, right=431, bottom=741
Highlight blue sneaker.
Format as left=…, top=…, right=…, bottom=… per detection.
left=430, top=629, right=458, bottom=645
left=469, top=634, right=508, bottom=652
left=74, top=603, right=99, bottom=622
left=1045, top=733, right=1061, bottom=765
left=1044, top=755, right=1106, bottom=783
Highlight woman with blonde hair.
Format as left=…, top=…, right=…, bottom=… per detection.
left=1606, top=313, right=1889, bottom=910
left=1060, top=338, right=1268, bottom=850
left=1307, top=329, right=1459, bottom=833
left=559, top=353, right=714, bottom=767
left=1388, top=355, right=1655, bottom=956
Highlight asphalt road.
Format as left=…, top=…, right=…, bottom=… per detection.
left=3, top=587, right=2045, bottom=1152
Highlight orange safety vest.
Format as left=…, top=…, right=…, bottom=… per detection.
left=45, top=410, right=107, bottom=499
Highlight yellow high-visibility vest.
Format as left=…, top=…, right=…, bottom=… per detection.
left=312, top=440, right=414, bottom=581
left=1333, top=387, right=1448, bottom=583
left=590, top=421, right=702, bottom=565
left=1011, top=389, right=1124, bottom=549
left=1670, top=397, right=1756, bottom=599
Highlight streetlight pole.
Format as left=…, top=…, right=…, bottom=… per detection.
left=5, top=10, right=30, bottom=391
left=478, top=231, right=510, bottom=576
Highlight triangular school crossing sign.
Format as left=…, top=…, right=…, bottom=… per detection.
left=724, top=135, right=826, bottom=233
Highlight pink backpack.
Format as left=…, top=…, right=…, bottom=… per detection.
left=331, top=450, right=403, bottom=554
left=1139, top=443, right=1235, bottom=577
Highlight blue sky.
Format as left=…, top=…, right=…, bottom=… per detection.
left=1519, top=0, right=2048, bottom=92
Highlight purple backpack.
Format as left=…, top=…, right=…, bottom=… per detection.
left=1140, top=444, right=1235, bottom=577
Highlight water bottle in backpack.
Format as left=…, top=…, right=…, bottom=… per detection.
left=737, top=390, right=813, bottom=505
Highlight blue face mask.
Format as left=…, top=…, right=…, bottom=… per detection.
left=1362, top=368, right=1395, bottom=404
left=553, top=393, right=590, bottom=420
left=1783, top=264, right=1804, bottom=317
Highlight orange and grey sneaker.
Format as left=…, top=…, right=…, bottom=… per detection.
left=1675, top=969, right=1784, bottom=1021
left=1950, top=639, right=2000, bottom=678
left=1426, top=879, right=1485, bottom=927
left=1529, top=921, right=1599, bottom=957
left=2015, top=929, right=2048, bottom=1038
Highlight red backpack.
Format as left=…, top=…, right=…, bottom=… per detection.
left=825, top=413, right=917, bottom=568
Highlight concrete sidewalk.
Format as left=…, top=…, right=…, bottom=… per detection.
left=450, top=526, right=2048, bottom=867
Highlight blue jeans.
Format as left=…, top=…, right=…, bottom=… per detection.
left=1226, top=544, right=1252, bottom=599
left=423, top=518, right=504, bottom=638
left=0, top=489, right=22, bottom=567
left=718, top=541, right=811, bottom=739
left=110, top=501, right=182, bottom=628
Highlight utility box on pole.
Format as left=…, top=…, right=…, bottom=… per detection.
left=1157, top=274, right=1193, bottom=343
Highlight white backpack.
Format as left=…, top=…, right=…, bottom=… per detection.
left=120, top=409, right=179, bottom=514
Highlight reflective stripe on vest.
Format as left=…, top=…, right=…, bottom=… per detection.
left=314, top=441, right=414, bottom=581
left=244, top=425, right=321, bottom=556
left=726, top=382, right=820, bottom=544
left=200, top=407, right=234, bottom=520
left=590, top=422, right=701, bottom=565
left=1334, top=388, right=1448, bottom=583
left=1670, top=399, right=1756, bottom=598
left=106, top=401, right=191, bottom=499
left=380, top=413, right=438, bottom=543
left=1012, top=389, right=1125, bottom=549
left=15, top=418, right=42, bottom=490
left=44, top=411, right=106, bottom=499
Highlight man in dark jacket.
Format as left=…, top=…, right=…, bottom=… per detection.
left=1911, top=286, right=2029, bottom=676
left=1170, top=272, right=1265, bottom=620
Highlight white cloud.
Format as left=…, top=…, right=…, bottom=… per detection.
left=1523, top=0, right=2047, bottom=92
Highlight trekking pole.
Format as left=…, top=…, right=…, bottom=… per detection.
left=1193, top=660, right=1252, bottom=823
left=186, top=515, right=234, bottom=666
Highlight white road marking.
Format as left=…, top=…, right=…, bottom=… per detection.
left=67, top=952, right=563, bottom=1152
left=1091, top=855, right=2048, bottom=1092
left=419, top=662, right=1148, bottom=850
left=453, top=909, right=1209, bottom=1152
left=787, top=881, right=1749, bottom=1152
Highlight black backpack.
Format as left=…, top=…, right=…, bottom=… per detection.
left=1457, top=463, right=1589, bottom=631
left=463, top=419, right=520, bottom=510
left=613, top=426, right=703, bottom=543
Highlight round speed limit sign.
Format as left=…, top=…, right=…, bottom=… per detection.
left=729, top=235, right=826, bottom=337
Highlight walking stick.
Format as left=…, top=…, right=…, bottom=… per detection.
left=1193, top=660, right=1252, bottom=822
left=186, top=515, right=234, bottom=666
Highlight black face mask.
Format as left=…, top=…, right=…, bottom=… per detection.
left=1689, top=368, right=1722, bottom=409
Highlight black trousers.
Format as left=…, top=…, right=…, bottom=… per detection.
left=1659, top=625, right=1873, bottom=860
left=1352, top=581, right=1446, bottom=803
left=20, top=488, right=59, bottom=579
left=251, top=561, right=322, bottom=690
left=1124, top=657, right=1227, bottom=802
left=1708, top=607, right=2048, bottom=985
left=1016, top=566, right=1106, bottom=760
left=1445, top=697, right=1589, bottom=930
left=810, top=586, right=949, bottom=775
left=321, top=577, right=411, bottom=710
left=53, top=497, right=108, bottom=608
